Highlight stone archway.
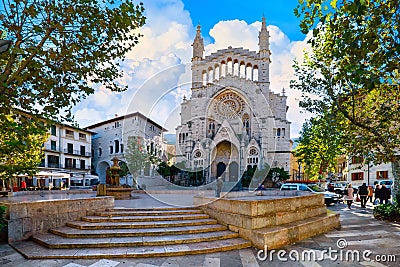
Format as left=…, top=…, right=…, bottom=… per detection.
left=229, top=162, right=239, bottom=182
left=211, top=141, right=239, bottom=180
left=97, top=161, right=110, bottom=184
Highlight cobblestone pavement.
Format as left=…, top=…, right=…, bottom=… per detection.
left=1, top=199, right=399, bottom=266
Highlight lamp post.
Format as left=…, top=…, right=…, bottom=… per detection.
left=0, top=40, right=12, bottom=53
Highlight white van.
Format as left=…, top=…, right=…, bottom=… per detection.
left=374, top=180, right=393, bottom=189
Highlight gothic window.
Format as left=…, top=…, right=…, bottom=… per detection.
left=242, top=114, right=250, bottom=135
left=247, top=147, right=259, bottom=167
left=193, top=150, right=203, bottom=166
left=277, top=128, right=281, bottom=137
left=99, top=147, right=102, bottom=157
left=213, top=91, right=245, bottom=119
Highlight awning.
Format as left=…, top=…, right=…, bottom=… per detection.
left=34, top=171, right=70, bottom=178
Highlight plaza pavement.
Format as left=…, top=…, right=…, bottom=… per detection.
left=0, top=192, right=399, bottom=266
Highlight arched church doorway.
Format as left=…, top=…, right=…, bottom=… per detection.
left=229, top=162, right=239, bottom=181
left=211, top=141, right=239, bottom=181
left=217, top=162, right=226, bottom=177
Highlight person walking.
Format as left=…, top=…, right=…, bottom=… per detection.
left=374, top=184, right=381, bottom=204
left=367, top=185, right=374, bottom=203
left=380, top=184, right=391, bottom=204
left=358, top=183, right=368, bottom=208
left=216, top=177, right=223, bottom=197
left=344, top=184, right=354, bottom=209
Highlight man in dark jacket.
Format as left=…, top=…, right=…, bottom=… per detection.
left=358, top=183, right=368, bottom=208
left=380, top=184, right=391, bottom=204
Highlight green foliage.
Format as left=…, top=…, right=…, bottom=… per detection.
left=266, top=167, right=290, bottom=187
left=124, top=136, right=148, bottom=178
left=292, top=0, right=400, bottom=195
left=0, top=206, right=6, bottom=231
left=373, top=203, right=400, bottom=222
left=294, top=111, right=345, bottom=179
left=0, top=113, right=48, bottom=180
left=0, top=1, right=145, bottom=178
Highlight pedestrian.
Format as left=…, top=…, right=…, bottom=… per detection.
left=374, top=184, right=381, bottom=204
left=216, top=177, right=223, bottom=197
left=367, top=185, right=374, bottom=203
left=380, top=184, right=391, bottom=204
left=21, top=180, right=27, bottom=191
left=357, top=182, right=368, bottom=208
left=327, top=183, right=334, bottom=192
left=344, top=184, right=354, bottom=209
left=256, top=183, right=266, bottom=191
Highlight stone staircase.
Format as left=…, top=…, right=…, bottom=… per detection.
left=11, top=207, right=251, bottom=259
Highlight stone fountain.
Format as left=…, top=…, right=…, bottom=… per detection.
left=97, top=156, right=133, bottom=199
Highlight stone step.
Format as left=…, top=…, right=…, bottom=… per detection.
left=95, top=209, right=204, bottom=216
left=243, top=211, right=340, bottom=249
left=32, top=230, right=239, bottom=248
left=107, top=207, right=196, bottom=212
left=66, top=218, right=218, bottom=230
left=51, top=224, right=228, bottom=238
left=12, top=238, right=252, bottom=259
left=81, top=213, right=210, bottom=222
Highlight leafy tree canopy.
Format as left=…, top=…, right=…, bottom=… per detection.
left=292, top=0, right=400, bottom=194
left=0, top=113, right=48, bottom=180
left=0, top=0, right=145, bottom=177
left=292, top=0, right=400, bottom=164
left=294, top=110, right=345, bottom=179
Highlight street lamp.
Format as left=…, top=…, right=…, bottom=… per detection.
left=0, top=40, right=12, bottom=53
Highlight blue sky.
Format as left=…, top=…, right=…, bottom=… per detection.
left=73, top=0, right=312, bottom=138
left=182, top=0, right=305, bottom=41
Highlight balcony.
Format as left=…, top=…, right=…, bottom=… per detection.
left=63, top=149, right=91, bottom=157
left=44, top=144, right=59, bottom=152
left=65, top=133, right=75, bottom=139
left=60, top=164, right=91, bottom=170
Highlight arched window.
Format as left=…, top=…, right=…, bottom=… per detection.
left=202, top=70, right=207, bottom=86
left=246, top=63, right=252, bottom=80
left=247, top=147, right=259, bottom=167
left=233, top=59, right=239, bottom=76
left=214, top=64, right=220, bottom=80
left=239, top=61, right=246, bottom=78
left=242, top=114, right=250, bottom=136
left=220, top=61, right=226, bottom=77
left=208, top=67, right=214, bottom=83
left=253, top=65, right=259, bottom=81
left=227, top=58, right=233, bottom=75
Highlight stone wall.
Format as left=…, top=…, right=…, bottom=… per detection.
left=194, top=191, right=340, bottom=249
left=1, top=196, right=114, bottom=242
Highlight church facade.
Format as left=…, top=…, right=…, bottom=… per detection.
left=175, top=17, right=291, bottom=183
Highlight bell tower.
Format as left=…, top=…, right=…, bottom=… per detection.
left=191, top=24, right=204, bottom=89
left=258, top=16, right=271, bottom=93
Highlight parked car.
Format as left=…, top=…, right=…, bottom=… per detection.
left=332, top=182, right=348, bottom=195
left=280, top=183, right=341, bottom=205
left=374, top=180, right=393, bottom=189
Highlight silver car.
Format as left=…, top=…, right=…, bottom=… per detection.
left=280, top=183, right=341, bottom=205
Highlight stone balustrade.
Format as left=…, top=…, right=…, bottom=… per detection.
left=1, top=195, right=114, bottom=242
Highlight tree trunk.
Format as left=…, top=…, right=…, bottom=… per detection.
left=391, top=161, right=400, bottom=198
